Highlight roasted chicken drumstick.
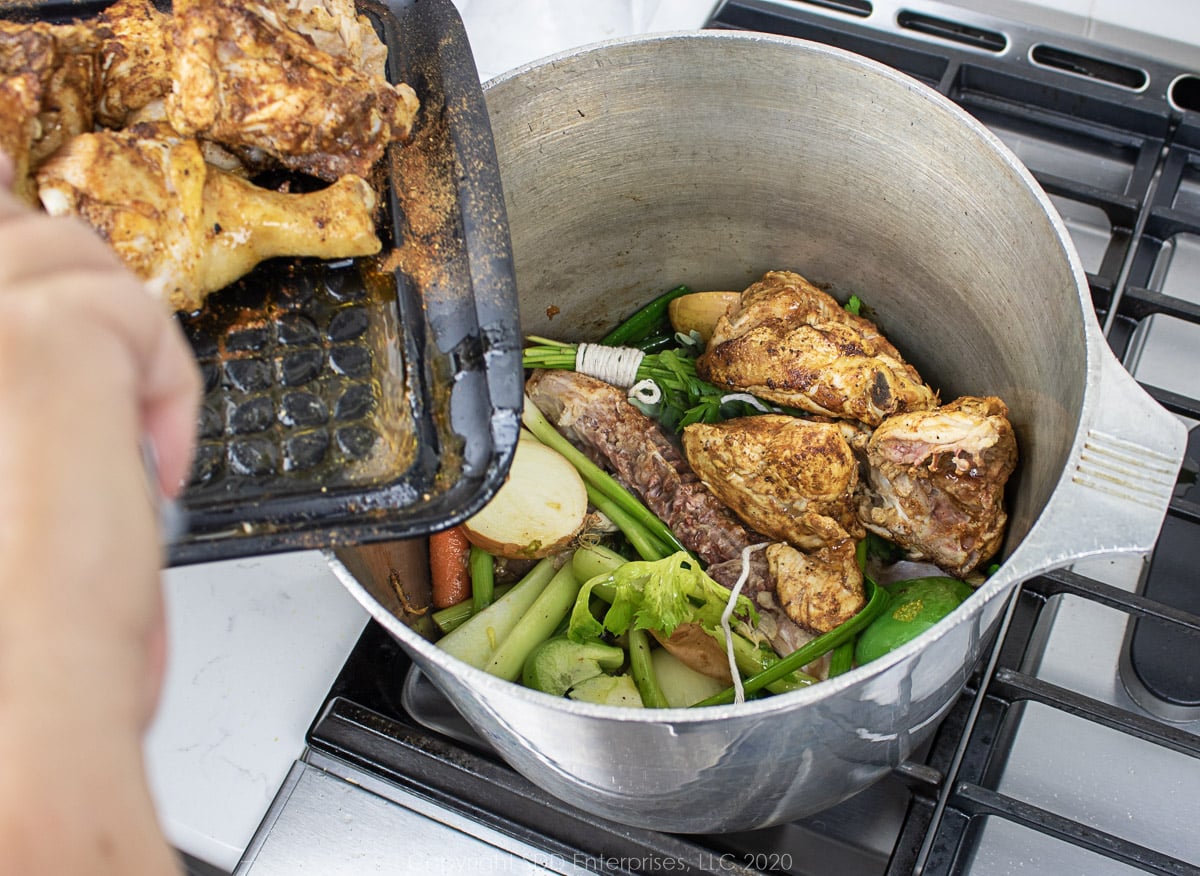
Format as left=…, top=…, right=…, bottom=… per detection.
left=36, top=128, right=382, bottom=312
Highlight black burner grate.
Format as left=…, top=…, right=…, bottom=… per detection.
left=899, top=570, right=1200, bottom=875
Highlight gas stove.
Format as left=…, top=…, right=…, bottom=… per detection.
left=233, top=2, right=1200, bottom=873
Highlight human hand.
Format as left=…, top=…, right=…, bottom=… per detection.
left=0, top=151, right=201, bottom=730
left=0, top=151, right=199, bottom=874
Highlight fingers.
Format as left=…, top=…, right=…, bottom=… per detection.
left=0, top=159, right=201, bottom=499
left=141, top=316, right=203, bottom=498
left=8, top=264, right=203, bottom=497
left=0, top=206, right=132, bottom=288
left=0, top=151, right=131, bottom=286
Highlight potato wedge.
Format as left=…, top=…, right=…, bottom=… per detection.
left=667, top=291, right=741, bottom=344
left=462, top=433, right=587, bottom=559
left=651, top=648, right=727, bottom=707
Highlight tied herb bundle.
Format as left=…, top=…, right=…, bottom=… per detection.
left=522, top=336, right=792, bottom=432
left=521, top=283, right=861, bottom=432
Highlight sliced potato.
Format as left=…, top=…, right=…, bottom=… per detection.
left=651, top=648, right=728, bottom=708
left=667, top=291, right=741, bottom=345
left=462, top=433, right=588, bottom=559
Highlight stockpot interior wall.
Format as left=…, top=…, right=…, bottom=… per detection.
left=483, top=33, right=1089, bottom=557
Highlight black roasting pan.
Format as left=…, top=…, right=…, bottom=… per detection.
left=1, top=0, right=524, bottom=565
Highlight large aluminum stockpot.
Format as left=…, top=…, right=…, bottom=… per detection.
left=328, top=32, right=1186, bottom=833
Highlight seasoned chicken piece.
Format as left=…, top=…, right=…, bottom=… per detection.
left=165, top=0, right=419, bottom=181
left=858, top=395, right=1018, bottom=577
left=697, top=270, right=938, bottom=427
left=681, top=414, right=864, bottom=551
left=92, top=0, right=173, bottom=129
left=525, top=369, right=765, bottom=566
left=281, top=0, right=390, bottom=77
left=124, top=100, right=252, bottom=176
left=36, top=128, right=382, bottom=312
left=0, top=19, right=97, bottom=200
left=707, top=541, right=861, bottom=674
left=768, top=538, right=865, bottom=634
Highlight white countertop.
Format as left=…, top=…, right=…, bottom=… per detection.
left=147, top=552, right=368, bottom=871
left=147, top=1, right=1200, bottom=873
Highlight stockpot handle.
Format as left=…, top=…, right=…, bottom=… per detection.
left=1015, top=350, right=1186, bottom=574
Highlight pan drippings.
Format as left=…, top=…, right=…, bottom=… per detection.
left=180, top=256, right=416, bottom=497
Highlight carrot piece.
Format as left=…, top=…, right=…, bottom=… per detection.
left=429, top=525, right=472, bottom=609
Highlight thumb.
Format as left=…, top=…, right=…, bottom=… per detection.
left=0, top=150, right=16, bottom=201
left=0, top=150, right=32, bottom=221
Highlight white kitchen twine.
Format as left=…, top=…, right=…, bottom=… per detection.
left=628, top=378, right=662, bottom=407
left=719, top=392, right=775, bottom=413
left=575, top=342, right=644, bottom=388
left=722, top=542, right=770, bottom=705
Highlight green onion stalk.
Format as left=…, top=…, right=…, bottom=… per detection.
left=691, top=578, right=891, bottom=707
left=600, top=284, right=693, bottom=347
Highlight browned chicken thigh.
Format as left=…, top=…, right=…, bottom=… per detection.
left=768, top=538, right=865, bottom=634
left=36, top=128, right=382, bottom=312
left=697, top=270, right=938, bottom=427
left=165, top=0, right=419, bottom=181
left=858, top=395, right=1018, bottom=577
left=682, top=414, right=864, bottom=550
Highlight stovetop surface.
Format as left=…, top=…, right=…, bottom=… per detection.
left=299, top=2, right=1200, bottom=873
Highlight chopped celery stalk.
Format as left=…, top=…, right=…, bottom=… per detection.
left=585, top=484, right=672, bottom=561
left=436, top=558, right=557, bottom=669
left=483, top=563, right=582, bottom=681
left=828, top=640, right=855, bottom=677
left=521, top=636, right=625, bottom=696
left=570, top=544, right=628, bottom=584
left=432, top=584, right=514, bottom=635
left=568, top=673, right=644, bottom=707
left=567, top=551, right=755, bottom=644
left=470, top=546, right=495, bottom=614
left=628, top=628, right=669, bottom=708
